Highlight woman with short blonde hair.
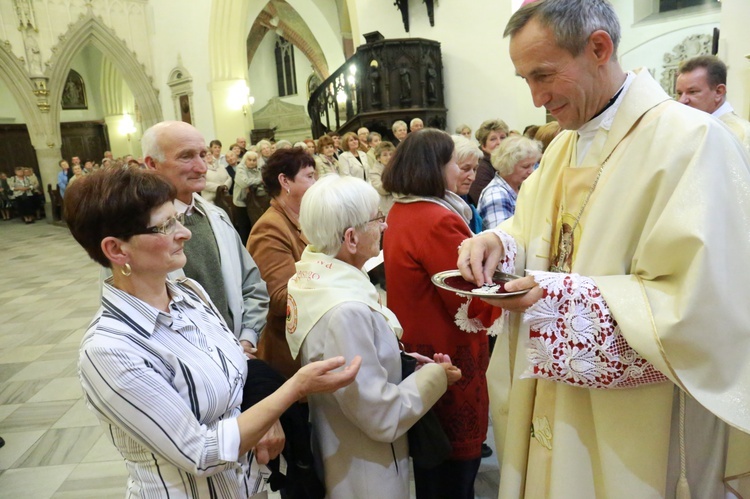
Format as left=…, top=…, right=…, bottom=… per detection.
left=478, top=135, right=542, bottom=230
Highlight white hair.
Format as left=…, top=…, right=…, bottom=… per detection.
left=490, top=135, right=542, bottom=177
left=293, top=141, right=308, bottom=149
left=241, top=150, right=258, bottom=163
left=141, top=124, right=167, bottom=162
left=451, top=135, right=482, bottom=164
left=276, top=140, right=293, bottom=150
left=391, top=120, right=407, bottom=133
left=300, top=175, right=379, bottom=256
left=410, top=117, right=423, bottom=127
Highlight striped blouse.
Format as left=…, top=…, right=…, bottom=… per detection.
left=79, top=278, right=250, bottom=498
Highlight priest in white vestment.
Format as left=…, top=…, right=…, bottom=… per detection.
left=457, top=1, right=750, bottom=498
left=675, top=54, right=750, bottom=155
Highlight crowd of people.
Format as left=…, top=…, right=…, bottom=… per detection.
left=41, top=0, right=750, bottom=498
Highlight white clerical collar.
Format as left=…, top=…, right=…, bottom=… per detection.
left=576, top=72, right=636, bottom=165
left=712, top=100, right=734, bottom=119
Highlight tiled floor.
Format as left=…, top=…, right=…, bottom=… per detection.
left=0, top=219, right=499, bottom=498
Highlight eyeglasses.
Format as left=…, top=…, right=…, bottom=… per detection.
left=341, top=211, right=386, bottom=241
left=134, top=212, right=185, bottom=236
left=368, top=211, right=386, bottom=225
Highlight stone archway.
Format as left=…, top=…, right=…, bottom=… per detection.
left=45, top=14, right=162, bottom=146
left=246, top=1, right=330, bottom=80
left=0, top=42, right=46, bottom=144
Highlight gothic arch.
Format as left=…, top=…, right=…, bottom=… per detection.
left=0, top=42, right=45, bottom=142
left=211, top=0, right=343, bottom=82
left=45, top=14, right=161, bottom=140
left=246, top=1, right=330, bottom=79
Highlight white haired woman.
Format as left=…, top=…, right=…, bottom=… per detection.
left=287, top=175, right=461, bottom=499
left=451, top=135, right=484, bottom=233
left=256, top=139, right=273, bottom=168
left=477, top=135, right=542, bottom=230
left=202, top=150, right=232, bottom=205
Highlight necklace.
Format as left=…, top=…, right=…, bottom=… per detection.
left=549, top=147, right=617, bottom=273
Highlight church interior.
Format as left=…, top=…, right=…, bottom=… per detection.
left=1, top=0, right=749, bottom=497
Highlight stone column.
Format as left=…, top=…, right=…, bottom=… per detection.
left=33, top=145, right=62, bottom=219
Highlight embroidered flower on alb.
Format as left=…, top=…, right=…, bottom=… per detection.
left=521, top=271, right=668, bottom=389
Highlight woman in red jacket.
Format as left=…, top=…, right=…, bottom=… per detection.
left=382, top=129, right=492, bottom=499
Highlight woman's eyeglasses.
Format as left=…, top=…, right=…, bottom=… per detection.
left=134, top=212, right=186, bottom=236
left=341, top=211, right=386, bottom=241
left=368, top=211, right=386, bottom=224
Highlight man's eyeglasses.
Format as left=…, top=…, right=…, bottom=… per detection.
left=135, top=212, right=185, bottom=236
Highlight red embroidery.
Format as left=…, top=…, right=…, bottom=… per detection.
left=524, top=272, right=668, bottom=389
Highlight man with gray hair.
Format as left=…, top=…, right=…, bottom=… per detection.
left=391, top=120, right=407, bottom=146
left=457, top=1, right=750, bottom=497
left=409, top=117, right=424, bottom=133
left=142, top=121, right=269, bottom=358
left=357, top=127, right=370, bottom=153
left=676, top=54, right=750, bottom=152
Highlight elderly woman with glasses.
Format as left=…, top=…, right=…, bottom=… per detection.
left=287, top=175, right=461, bottom=499
left=65, top=168, right=360, bottom=499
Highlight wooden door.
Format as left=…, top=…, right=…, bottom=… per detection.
left=0, top=124, right=39, bottom=178
left=60, top=121, right=110, bottom=164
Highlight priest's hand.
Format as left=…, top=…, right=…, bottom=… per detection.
left=480, top=275, right=543, bottom=313
left=457, top=232, right=505, bottom=285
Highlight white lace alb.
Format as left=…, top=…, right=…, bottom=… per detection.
left=522, top=271, right=667, bottom=389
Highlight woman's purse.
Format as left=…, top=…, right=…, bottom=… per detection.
left=400, top=348, right=452, bottom=469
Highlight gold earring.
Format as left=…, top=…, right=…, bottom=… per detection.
left=121, top=263, right=132, bottom=277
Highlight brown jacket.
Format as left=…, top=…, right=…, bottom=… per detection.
left=246, top=198, right=308, bottom=379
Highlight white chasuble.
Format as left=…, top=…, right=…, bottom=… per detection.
left=486, top=69, right=750, bottom=499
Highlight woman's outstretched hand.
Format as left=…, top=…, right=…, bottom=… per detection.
left=292, top=355, right=362, bottom=399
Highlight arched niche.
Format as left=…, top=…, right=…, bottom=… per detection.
left=45, top=15, right=161, bottom=145
left=167, top=64, right=195, bottom=125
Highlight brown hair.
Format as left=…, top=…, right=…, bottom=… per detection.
left=374, top=141, right=395, bottom=160
left=317, top=135, right=334, bottom=154
left=262, top=148, right=316, bottom=198
left=64, top=169, right=176, bottom=267
left=678, top=55, right=727, bottom=88
left=382, top=129, right=454, bottom=197
left=534, top=121, right=562, bottom=152
left=340, top=132, right=359, bottom=152
left=475, top=119, right=510, bottom=148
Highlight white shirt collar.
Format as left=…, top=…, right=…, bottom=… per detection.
left=576, top=72, right=636, bottom=165
left=712, top=100, right=734, bottom=118
left=174, top=194, right=205, bottom=217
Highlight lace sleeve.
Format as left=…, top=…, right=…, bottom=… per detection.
left=522, top=271, right=668, bottom=389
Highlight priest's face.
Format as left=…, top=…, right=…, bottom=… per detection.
left=509, top=18, right=604, bottom=130
left=675, top=68, right=724, bottom=115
